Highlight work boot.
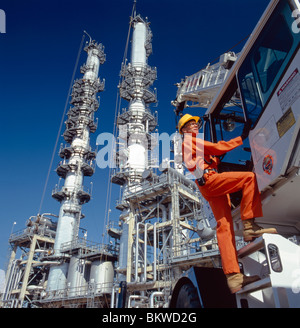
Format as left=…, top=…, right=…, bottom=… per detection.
left=226, top=273, right=260, bottom=294
left=243, top=218, right=277, bottom=242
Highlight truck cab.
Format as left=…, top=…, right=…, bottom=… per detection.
left=209, top=0, right=300, bottom=236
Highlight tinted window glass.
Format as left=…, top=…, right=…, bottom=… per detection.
left=238, top=0, right=299, bottom=126
left=254, top=14, right=293, bottom=93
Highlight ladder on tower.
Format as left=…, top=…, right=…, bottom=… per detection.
left=236, top=233, right=300, bottom=308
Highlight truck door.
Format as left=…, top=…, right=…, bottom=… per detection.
left=237, top=0, right=300, bottom=192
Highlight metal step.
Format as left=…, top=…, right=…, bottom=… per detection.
left=237, top=277, right=271, bottom=295
left=237, top=236, right=265, bottom=258
left=236, top=233, right=300, bottom=307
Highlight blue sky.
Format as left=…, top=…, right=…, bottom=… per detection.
left=0, top=0, right=270, bottom=270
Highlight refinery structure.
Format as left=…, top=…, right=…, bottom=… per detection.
left=1, top=8, right=214, bottom=309
left=2, top=0, right=300, bottom=309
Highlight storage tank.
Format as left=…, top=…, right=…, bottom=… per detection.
left=67, top=256, right=88, bottom=297
left=90, top=260, right=114, bottom=294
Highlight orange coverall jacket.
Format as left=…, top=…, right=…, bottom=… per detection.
left=182, top=134, right=263, bottom=274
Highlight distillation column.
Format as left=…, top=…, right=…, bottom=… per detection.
left=47, top=40, right=106, bottom=292
left=116, top=15, right=157, bottom=188
left=112, top=15, right=157, bottom=283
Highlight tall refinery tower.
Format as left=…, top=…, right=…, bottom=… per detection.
left=114, top=14, right=157, bottom=187
left=109, top=9, right=215, bottom=308
left=47, top=38, right=106, bottom=292
left=111, top=13, right=158, bottom=284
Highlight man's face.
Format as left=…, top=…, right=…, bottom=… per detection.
left=181, top=120, right=199, bottom=135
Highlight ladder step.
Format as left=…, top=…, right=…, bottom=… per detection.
left=237, top=236, right=265, bottom=258
left=237, top=277, right=271, bottom=294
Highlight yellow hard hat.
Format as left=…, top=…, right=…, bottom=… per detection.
left=178, top=114, right=200, bottom=134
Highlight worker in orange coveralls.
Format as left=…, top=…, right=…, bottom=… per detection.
left=178, top=114, right=277, bottom=293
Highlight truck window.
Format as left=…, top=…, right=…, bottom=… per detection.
left=238, top=62, right=262, bottom=126
left=238, top=0, right=300, bottom=126
left=211, top=107, right=251, bottom=172
left=254, top=14, right=293, bottom=95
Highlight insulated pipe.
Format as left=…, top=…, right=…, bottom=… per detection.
left=11, top=263, right=20, bottom=298
left=110, top=284, right=117, bottom=308
left=32, top=261, right=61, bottom=267
left=135, top=222, right=143, bottom=282
left=128, top=295, right=148, bottom=308
left=136, top=222, right=146, bottom=283
left=26, top=285, right=44, bottom=291
left=3, top=260, right=16, bottom=301
left=135, top=222, right=138, bottom=282
left=150, top=291, right=164, bottom=308
left=143, top=223, right=150, bottom=282
left=166, top=167, right=198, bottom=190
left=6, top=261, right=21, bottom=303
left=128, top=221, right=157, bottom=287
left=41, top=213, right=58, bottom=218
left=153, top=222, right=157, bottom=283
left=134, top=222, right=157, bottom=284
left=159, top=204, right=168, bottom=265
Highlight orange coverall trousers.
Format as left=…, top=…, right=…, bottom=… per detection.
left=199, top=171, right=263, bottom=274
left=182, top=135, right=263, bottom=274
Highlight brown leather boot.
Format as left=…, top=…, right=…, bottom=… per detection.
left=243, top=218, right=278, bottom=242
left=226, top=272, right=260, bottom=294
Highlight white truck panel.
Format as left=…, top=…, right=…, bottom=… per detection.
left=249, top=50, right=300, bottom=192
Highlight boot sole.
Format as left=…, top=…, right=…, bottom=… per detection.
left=244, top=236, right=256, bottom=242
left=229, top=277, right=261, bottom=293
left=244, top=230, right=278, bottom=242
left=229, top=286, right=242, bottom=294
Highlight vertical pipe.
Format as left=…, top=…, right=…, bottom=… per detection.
left=110, top=285, right=116, bottom=308
left=144, top=223, right=150, bottom=282
left=153, top=222, right=157, bottom=283
left=2, top=245, right=17, bottom=303
left=117, top=281, right=127, bottom=308
left=18, top=234, right=37, bottom=307
left=135, top=222, right=143, bottom=282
